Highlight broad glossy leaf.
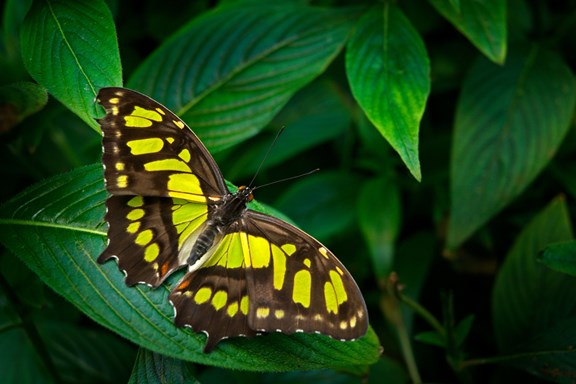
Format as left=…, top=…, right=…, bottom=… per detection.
left=128, top=4, right=354, bottom=152
left=448, top=46, right=576, bottom=248
left=492, top=197, right=576, bottom=381
left=357, top=176, right=401, bottom=279
left=220, top=80, right=351, bottom=180
left=128, top=349, right=198, bottom=384
left=275, top=171, right=360, bottom=241
left=346, top=4, right=429, bottom=181
left=20, top=0, right=121, bottom=130
left=429, top=0, right=506, bottom=63
left=0, top=164, right=380, bottom=371
left=538, top=240, right=576, bottom=277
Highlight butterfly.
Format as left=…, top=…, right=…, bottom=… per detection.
left=96, top=87, right=368, bottom=352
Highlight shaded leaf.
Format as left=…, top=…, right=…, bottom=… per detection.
left=346, top=4, right=430, bottom=181
left=220, top=80, right=351, bottom=180
left=538, top=240, right=576, bottom=277
left=448, top=46, right=576, bottom=248
left=492, top=197, right=576, bottom=381
left=128, top=349, right=198, bottom=384
left=20, top=0, right=122, bottom=130
left=357, top=176, right=401, bottom=279
left=128, top=3, right=354, bottom=152
left=429, top=0, right=506, bottom=63
left=0, top=164, right=381, bottom=371
left=275, top=171, right=360, bottom=241
left=0, top=82, right=47, bottom=132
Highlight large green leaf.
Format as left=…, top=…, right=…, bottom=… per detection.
left=448, top=46, right=576, bottom=248
left=492, top=197, right=576, bottom=381
left=127, top=3, right=354, bottom=152
left=346, top=4, right=430, bottom=181
left=20, top=0, right=122, bottom=130
left=128, top=349, right=199, bottom=384
left=429, top=0, right=507, bottom=64
left=0, top=164, right=380, bottom=371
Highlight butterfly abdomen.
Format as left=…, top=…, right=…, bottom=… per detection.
left=188, top=223, right=219, bottom=265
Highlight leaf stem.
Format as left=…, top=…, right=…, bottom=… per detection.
left=0, top=271, right=62, bottom=383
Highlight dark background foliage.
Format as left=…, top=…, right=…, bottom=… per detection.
left=1, top=0, right=576, bottom=383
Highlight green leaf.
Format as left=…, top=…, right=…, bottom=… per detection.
left=538, top=240, right=576, bottom=277
left=346, top=4, right=430, bottom=181
left=492, top=197, right=576, bottom=381
left=220, top=79, right=351, bottom=181
left=127, top=4, right=354, bottom=152
left=414, top=331, right=445, bottom=348
left=0, top=82, right=48, bottom=131
left=448, top=46, right=576, bottom=248
left=453, top=314, right=474, bottom=347
left=429, top=0, right=507, bottom=64
left=0, top=164, right=380, bottom=371
left=275, top=171, right=360, bottom=241
left=20, top=0, right=122, bottom=130
left=357, top=176, right=401, bottom=279
left=128, top=349, right=199, bottom=384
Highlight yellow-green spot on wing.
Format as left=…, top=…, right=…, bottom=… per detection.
left=248, top=235, right=271, bottom=268
left=292, top=269, right=312, bottom=308
left=126, top=209, right=145, bottom=221
left=172, top=201, right=207, bottom=225
left=167, top=174, right=206, bottom=202
left=329, top=270, right=348, bottom=305
left=127, top=221, right=140, bottom=234
left=194, top=287, right=212, bottom=304
left=281, top=243, right=296, bottom=256
left=127, top=138, right=164, bottom=155
left=178, top=148, right=191, bottom=162
left=271, top=244, right=287, bottom=290
left=145, top=243, right=160, bottom=262
left=116, top=175, right=128, bottom=188
left=227, top=302, right=239, bottom=317
left=211, top=290, right=228, bottom=311
left=324, top=281, right=338, bottom=314
left=124, top=106, right=164, bottom=128
left=144, top=159, right=191, bottom=173
left=135, top=229, right=153, bottom=246
left=240, top=295, right=249, bottom=315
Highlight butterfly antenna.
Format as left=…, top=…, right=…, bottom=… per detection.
left=248, top=126, right=285, bottom=188
left=253, top=168, right=320, bottom=191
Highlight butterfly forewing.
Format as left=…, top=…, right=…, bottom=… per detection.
left=97, top=87, right=368, bottom=352
left=98, top=87, right=228, bottom=201
left=241, top=211, right=368, bottom=339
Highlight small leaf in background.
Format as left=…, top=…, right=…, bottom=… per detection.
left=20, top=0, right=122, bottom=130
left=128, top=4, right=354, bottom=152
left=346, top=4, right=430, bottom=181
left=0, top=164, right=381, bottom=371
left=128, top=349, right=198, bottom=384
left=492, top=196, right=576, bottom=381
left=429, top=0, right=507, bottom=64
left=414, top=331, right=445, bottom=348
left=448, top=45, right=576, bottom=248
left=538, top=240, right=576, bottom=277
left=275, top=171, right=360, bottom=241
left=357, top=176, right=401, bottom=280
left=0, top=82, right=47, bottom=133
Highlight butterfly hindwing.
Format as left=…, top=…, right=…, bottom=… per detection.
left=99, top=195, right=209, bottom=287
left=98, top=87, right=228, bottom=201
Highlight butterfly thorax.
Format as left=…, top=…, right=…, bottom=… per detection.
left=187, top=186, right=254, bottom=266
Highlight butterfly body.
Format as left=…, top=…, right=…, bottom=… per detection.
left=96, top=87, right=368, bottom=352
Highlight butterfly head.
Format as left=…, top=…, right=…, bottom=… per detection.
left=236, top=185, right=254, bottom=203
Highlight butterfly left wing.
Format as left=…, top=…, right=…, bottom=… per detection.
left=97, top=87, right=229, bottom=201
